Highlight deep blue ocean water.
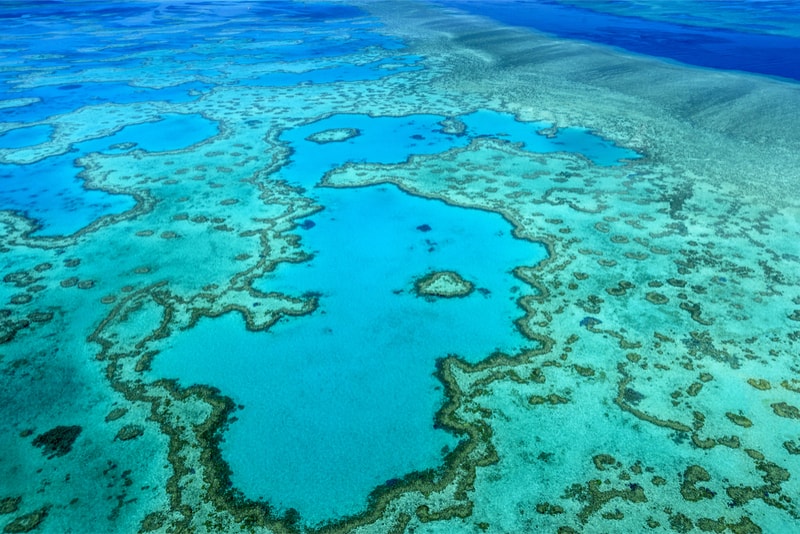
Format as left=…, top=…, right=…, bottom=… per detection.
left=439, top=0, right=800, bottom=81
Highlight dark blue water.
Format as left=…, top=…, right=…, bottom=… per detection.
left=437, top=0, right=800, bottom=82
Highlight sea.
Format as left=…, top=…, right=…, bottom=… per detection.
left=1, top=1, right=799, bottom=532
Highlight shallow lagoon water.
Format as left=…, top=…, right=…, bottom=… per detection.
left=0, top=113, right=217, bottom=235
left=154, top=183, right=543, bottom=522
left=2, top=1, right=800, bottom=533
left=152, top=108, right=634, bottom=520
left=0, top=125, right=53, bottom=150
left=0, top=81, right=211, bottom=123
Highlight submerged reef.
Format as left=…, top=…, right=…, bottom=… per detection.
left=31, top=426, right=82, bottom=459
left=1, top=0, right=800, bottom=533
left=413, top=270, right=475, bottom=298
left=305, top=128, right=361, bottom=144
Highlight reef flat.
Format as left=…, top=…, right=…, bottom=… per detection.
left=1, top=1, right=799, bottom=533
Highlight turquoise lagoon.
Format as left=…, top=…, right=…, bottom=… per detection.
left=0, top=125, right=54, bottom=150
left=0, top=113, right=217, bottom=236
left=151, top=109, right=635, bottom=521
left=2, top=1, right=800, bottom=533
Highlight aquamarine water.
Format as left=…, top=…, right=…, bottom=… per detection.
left=0, top=113, right=216, bottom=236
left=152, top=110, right=562, bottom=522
left=459, top=109, right=640, bottom=166
left=0, top=125, right=53, bottom=149
left=154, top=183, right=541, bottom=522
left=81, top=113, right=219, bottom=154
left=2, top=1, right=799, bottom=533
